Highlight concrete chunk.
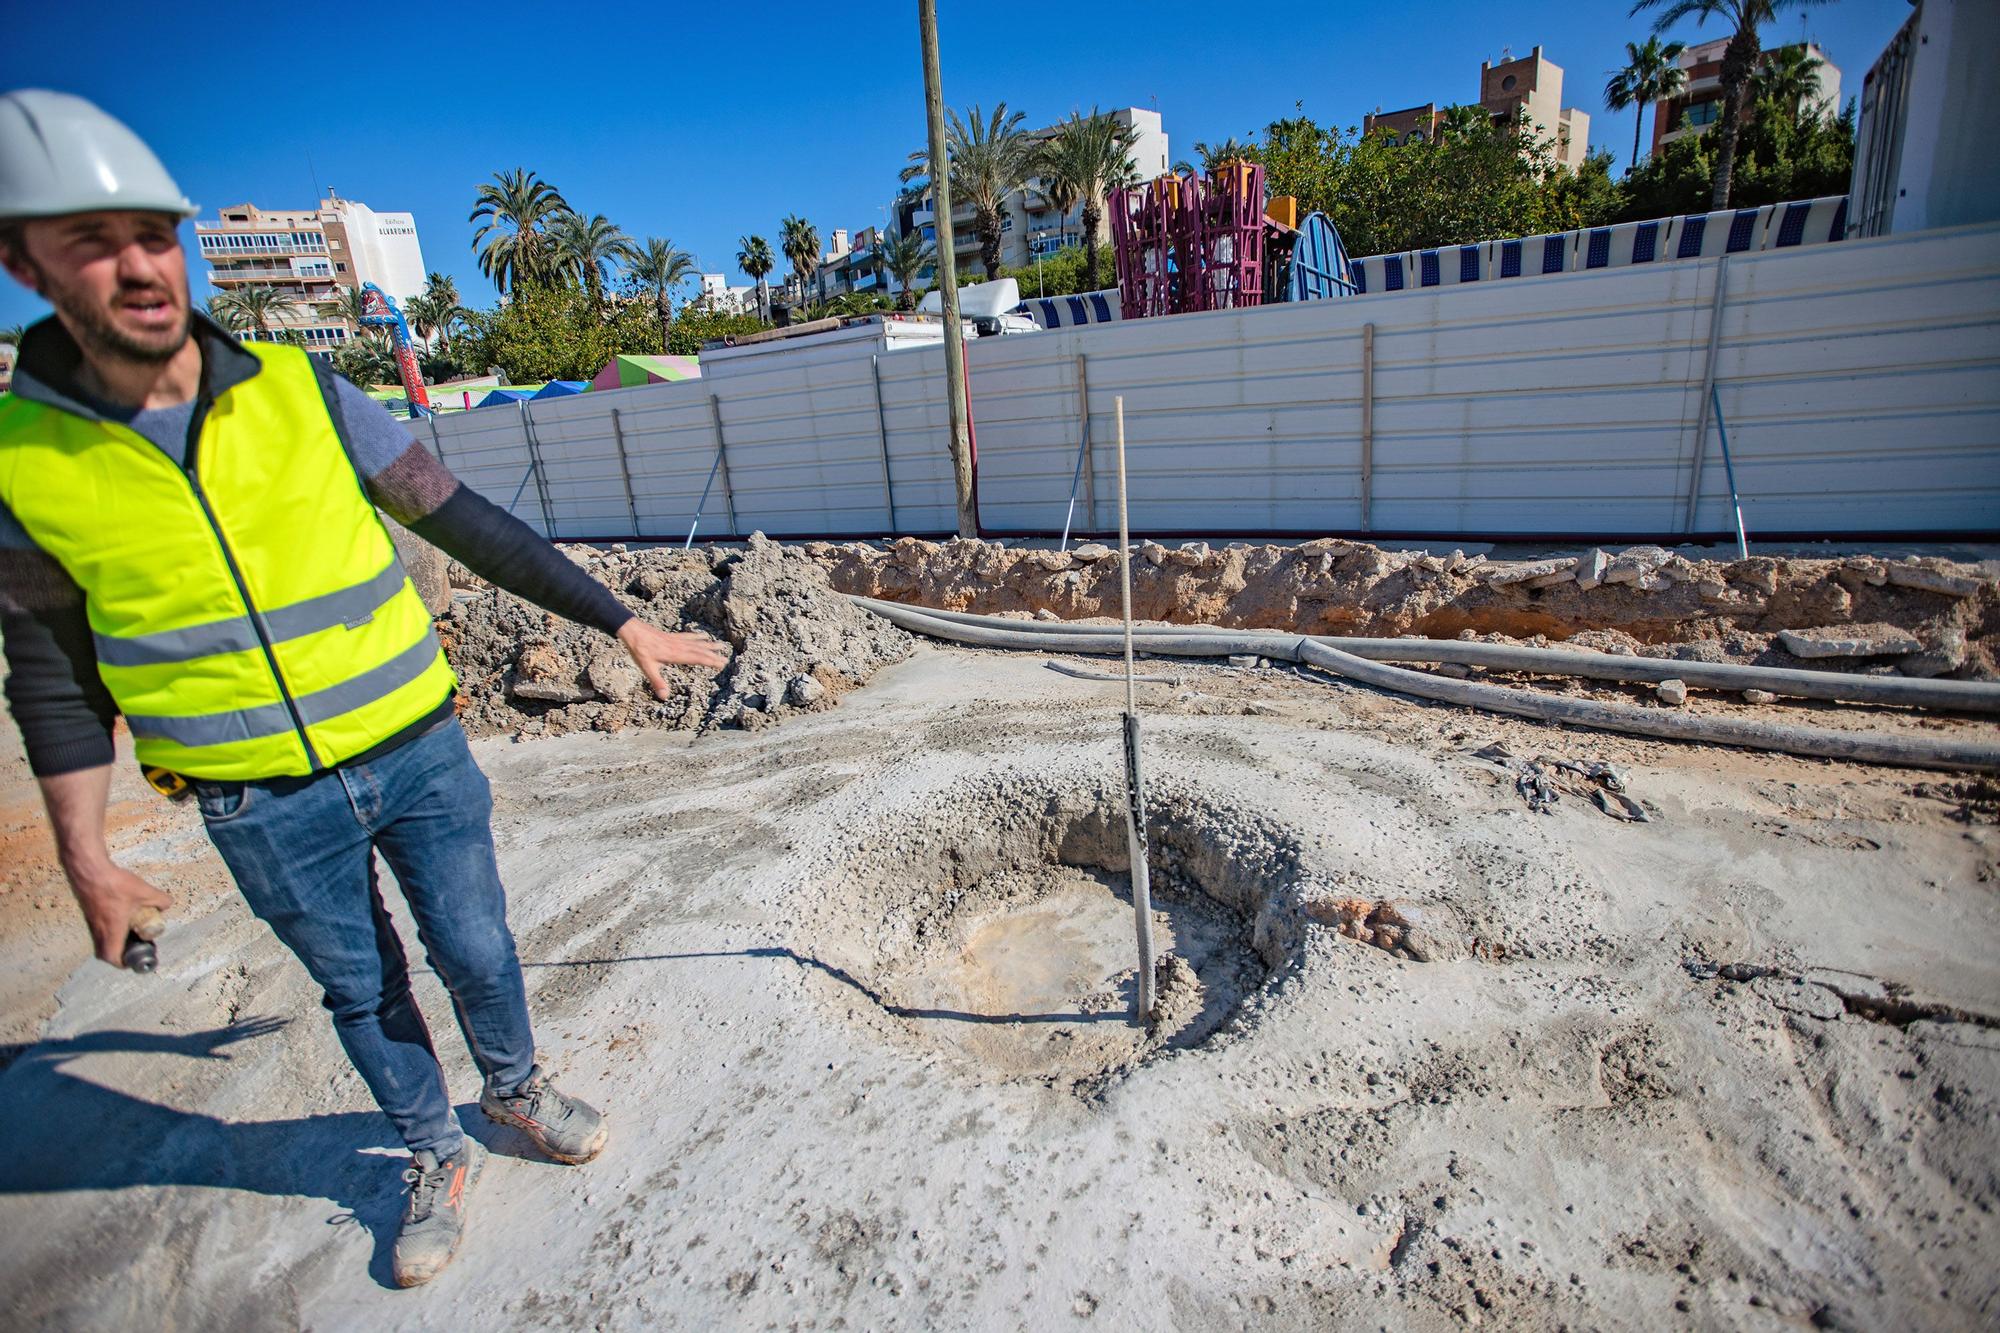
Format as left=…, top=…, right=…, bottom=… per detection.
left=1778, top=625, right=1925, bottom=659
left=1655, top=678, right=1688, bottom=706
left=1885, top=563, right=1983, bottom=598
left=1487, top=557, right=1577, bottom=589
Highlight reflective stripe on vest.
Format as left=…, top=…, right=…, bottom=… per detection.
left=0, top=342, right=457, bottom=779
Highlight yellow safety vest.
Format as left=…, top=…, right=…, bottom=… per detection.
left=0, top=342, right=456, bottom=779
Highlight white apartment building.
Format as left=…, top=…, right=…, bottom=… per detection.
left=194, top=191, right=426, bottom=353
left=696, top=272, right=761, bottom=315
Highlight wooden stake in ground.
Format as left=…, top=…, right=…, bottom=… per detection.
left=1114, top=395, right=1158, bottom=1021
left=917, top=0, right=976, bottom=538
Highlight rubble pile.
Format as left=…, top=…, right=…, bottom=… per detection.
left=810, top=537, right=1998, bottom=679
left=441, top=533, right=912, bottom=739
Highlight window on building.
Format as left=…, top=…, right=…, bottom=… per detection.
left=1501, top=74, right=1517, bottom=91
left=336, top=262, right=347, bottom=272
left=1407, top=129, right=1427, bottom=144
left=1683, top=100, right=1720, bottom=128
left=1384, top=134, right=1400, bottom=146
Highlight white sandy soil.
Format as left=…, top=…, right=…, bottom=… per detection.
left=0, top=646, right=1996, bottom=1330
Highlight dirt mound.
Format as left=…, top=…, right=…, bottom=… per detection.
left=441, top=533, right=912, bottom=739
left=810, top=537, right=1999, bottom=678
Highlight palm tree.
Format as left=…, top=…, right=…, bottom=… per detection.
left=903, top=103, right=1035, bottom=280
left=317, top=285, right=369, bottom=328
left=1605, top=36, right=1689, bottom=172
left=1631, top=0, right=1817, bottom=208
left=202, top=296, right=245, bottom=334
left=422, top=271, right=460, bottom=311
left=469, top=168, right=569, bottom=295
left=1034, top=110, right=1139, bottom=292
left=736, top=234, right=775, bottom=323
left=1195, top=137, right=1253, bottom=172
left=1754, top=43, right=1828, bottom=121
left=549, top=211, right=637, bottom=302
left=213, top=285, right=298, bottom=339
left=331, top=330, right=398, bottom=387
left=778, top=214, right=820, bottom=307
left=878, top=227, right=935, bottom=310
left=625, top=236, right=698, bottom=353
left=0, top=323, right=24, bottom=347
left=401, top=292, right=454, bottom=349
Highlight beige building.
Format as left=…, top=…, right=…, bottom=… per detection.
left=1365, top=45, right=1592, bottom=171
left=194, top=192, right=426, bottom=354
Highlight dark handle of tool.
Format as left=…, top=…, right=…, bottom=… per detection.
left=123, top=905, right=166, bottom=974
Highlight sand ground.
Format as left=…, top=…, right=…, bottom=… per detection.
left=0, top=645, right=1996, bottom=1330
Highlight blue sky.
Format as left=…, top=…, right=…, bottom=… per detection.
left=1, top=0, right=1914, bottom=331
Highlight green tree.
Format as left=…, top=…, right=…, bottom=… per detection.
left=203, top=295, right=246, bottom=334
left=624, top=236, right=698, bottom=353
left=779, top=214, right=820, bottom=307
left=213, top=285, right=298, bottom=338
left=1631, top=0, right=1821, bottom=209
left=470, top=168, right=570, bottom=295
left=317, top=285, right=369, bottom=329
left=478, top=282, right=661, bottom=382
left=1251, top=111, right=1591, bottom=258
left=1437, top=105, right=1493, bottom=139
left=903, top=103, right=1035, bottom=279
left=998, top=245, right=1109, bottom=298
left=330, top=330, right=398, bottom=387
left=1616, top=94, right=1855, bottom=219
left=1753, top=43, right=1830, bottom=121
left=735, top=234, right=775, bottom=323
left=878, top=226, right=935, bottom=310
left=665, top=304, right=764, bottom=358
left=549, top=211, right=637, bottom=303
left=1605, top=36, right=1689, bottom=172
left=0, top=322, right=25, bottom=346
left=1035, top=109, right=1140, bottom=291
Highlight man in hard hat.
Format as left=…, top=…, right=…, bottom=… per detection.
left=0, top=90, right=729, bottom=1287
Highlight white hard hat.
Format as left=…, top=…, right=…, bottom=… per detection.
left=0, top=89, right=196, bottom=222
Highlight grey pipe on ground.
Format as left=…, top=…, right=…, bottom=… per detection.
left=847, top=597, right=2000, bottom=715
left=853, top=598, right=2000, bottom=775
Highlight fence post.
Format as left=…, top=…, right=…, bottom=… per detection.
left=609, top=407, right=641, bottom=537
left=707, top=392, right=740, bottom=536
left=871, top=353, right=899, bottom=533
left=1360, top=323, right=1375, bottom=533
left=1684, top=255, right=1731, bottom=534
left=1076, top=352, right=1098, bottom=529
left=516, top=400, right=557, bottom=538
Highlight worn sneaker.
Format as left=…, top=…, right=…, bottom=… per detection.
left=391, top=1137, right=485, bottom=1288
left=480, top=1068, right=607, bottom=1164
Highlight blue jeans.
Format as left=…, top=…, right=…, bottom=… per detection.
left=193, top=716, right=536, bottom=1159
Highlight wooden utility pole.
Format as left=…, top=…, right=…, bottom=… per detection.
left=918, top=0, right=976, bottom=537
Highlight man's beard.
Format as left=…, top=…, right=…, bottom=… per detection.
left=33, top=259, right=191, bottom=365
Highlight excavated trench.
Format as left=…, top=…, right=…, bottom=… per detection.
left=803, top=770, right=1322, bottom=1088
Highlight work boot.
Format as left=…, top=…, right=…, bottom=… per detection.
left=480, top=1067, right=607, bottom=1164
left=391, top=1137, right=485, bottom=1288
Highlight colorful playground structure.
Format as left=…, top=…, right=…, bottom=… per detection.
left=357, top=282, right=431, bottom=417
left=1075, top=158, right=1854, bottom=333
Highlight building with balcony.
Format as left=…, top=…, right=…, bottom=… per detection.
left=1650, top=39, right=1842, bottom=155
left=194, top=191, right=425, bottom=353
left=1364, top=45, right=1592, bottom=171
left=900, top=107, right=1172, bottom=277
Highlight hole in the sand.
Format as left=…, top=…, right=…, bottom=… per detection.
left=806, top=773, right=1311, bottom=1089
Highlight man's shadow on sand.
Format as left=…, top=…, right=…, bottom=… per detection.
left=0, top=1019, right=520, bottom=1291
